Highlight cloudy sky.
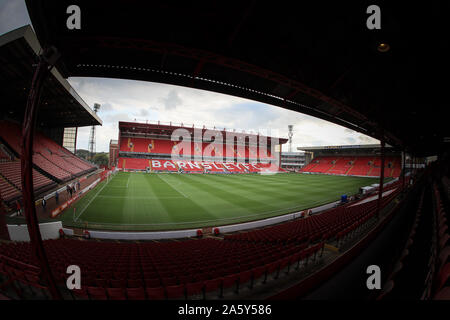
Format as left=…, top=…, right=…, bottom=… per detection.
left=0, top=0, right=378, bottom=153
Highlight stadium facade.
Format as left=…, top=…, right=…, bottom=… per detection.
left=280, top=152, right=306, bottom=172
left=0, top=26, right=101, bottom=207
left=0, top=0, right=448, bottom=302
left=115, top=121, right=288, bottom=174
left=298, top=144, right=403, bottom=178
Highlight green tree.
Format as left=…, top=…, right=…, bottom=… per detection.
left=92, top=153, right=109, bottom=167
left=75, top=149, right=89, bottom=160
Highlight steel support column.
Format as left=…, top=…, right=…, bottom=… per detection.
left=21, top=48, right=62, bottom=300
left=74, top=127, right=78, bottom=154
left=376, top=139, right=386, bottom=218
left=409, top=154, right=413, bottom=185
left=402, top=151, right=406, bottom=190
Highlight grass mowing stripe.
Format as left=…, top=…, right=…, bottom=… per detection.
left=74, top=175, right=114, bottom=221
left=58, top=172, right=381, bottom=231
left=156, top=174, right=189, bottom=198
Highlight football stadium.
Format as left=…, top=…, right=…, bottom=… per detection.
left=0, top=1, right=449, bottom=306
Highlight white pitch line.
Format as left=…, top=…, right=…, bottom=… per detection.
left=96, top=195, right=184, bottom=199
left=74, top=176, right=114, bottom=222
left=126, top=174, right=131, bottom=188
left=156, top=174, right=189, bottom=198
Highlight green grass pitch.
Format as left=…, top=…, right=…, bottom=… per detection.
left=59, top=172, right=380, bottom=231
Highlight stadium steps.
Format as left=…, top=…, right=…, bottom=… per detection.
left=0, top=174, right=20, bottom=201
left=33, top=154, right=70, bottom=182
left=0, top=144, right=15, bottom=161
left=345, top=165, right=353, bottom=175
left=38, top=152, right=77, bottom=177
left=31, top=162, right=62, bottom=184
left=307, top=162, right=319, bottom=171
left=326, top=163, right=335, bottom=173
left=0, top=171, right=21, bottom=192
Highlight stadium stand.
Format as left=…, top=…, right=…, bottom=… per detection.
left=0, top=175, right=20, bottom=201
left=0, top=120, right=96, bottom=183
left=0, top=145, right=13, bottom=162
left=118, top=130, right=277, bottom=162
left=327, top=157, right=354, bottom=175
left=307, top=157, right=334, bottom=173
left=117, top=158, right=284, bottom=174
left=0, top=176, right=406, bottom=300
left=3, top=4, right=447, bottom=302
left=225, top=183, right=401, bottom=244
left=32, top=154, right=72, bottom=182
left=346, top=157, right=372, bottom=176
left=301, top=155, right=402, bottom=178
left=0, top=161, right=55, bottom=196
left=0, top=228, right=324, bottom=300
left=202, top=162, right=226, bottom=173
left=117, top=158, right=150, bottom=171
left=0, top=136, right=59, bottom=201
left=375, top=163, right=450, bottom=300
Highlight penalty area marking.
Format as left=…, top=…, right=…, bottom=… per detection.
left=126, top=174, right=130, bottom=188
left=96, top=195, right=185, bottom=199
left=81, top=197, right=336, bottom=227
left=156, top=174, right=189, bottom=198
left=74, top=175, right=114, bottom=222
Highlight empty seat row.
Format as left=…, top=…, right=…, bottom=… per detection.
left=0, top=160, right=55, bottom=200
left=301, top=156, right=402, bottom=178
left=120, top=137, right=274, bottom=160
left=0, top=120, right=96, bottom=183
left=118, top=158, right=283, bottom=173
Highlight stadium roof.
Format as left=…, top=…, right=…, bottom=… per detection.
left=24, top=1, right=450, bottom=156
left=119, top=121, right=288, bottom=144
left=298, top=144, right=383, bottom=151
left=298, top=144, right=403, bottom=157
left=0, top=25, right=102, bottom=128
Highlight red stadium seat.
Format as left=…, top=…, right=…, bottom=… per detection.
left=166, top=284, right=185, bottom=299
left=110, top=279, right=127, bottom=288
left=237, top=270, right=252, bottom=292
left=126, top=287, right=146, bottom=300
left=186, top=281, right=204, bottom=298
left=161, top=277, right=177, bottom=286
left=94, top=278, right=108, bottom=287
left=106, top=287, right=127, bottom=300
left=436, top=263, right=450, bottom=292
left=265, top=262, right=280, bottom=281
left=127, top=279, right=143, bottom=288
left=204, top=278, right=222, bottom=294
left=126, top=288, right=146, bottom=300
left=251, top=266, right=266, bottom=288
left=144, top=278, right=161, bottom=288
left=301, top=155, right=402, bottom=178
left=87, top=287, right=108, bottom=300
left=433, top=287, right=450, bottom=300
left=222, top=274, right=239, bottom=292
left=146, top=287, right=166, bottom=300
left=73, top=286, right=89, bottom=300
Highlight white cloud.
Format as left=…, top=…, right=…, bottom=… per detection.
left=68, top=77, right=379, bottom=153
left=0, top=1, right=378, bottom=154
left=0, top=0, right=381, bottom=154
left=160, top=90, right=182, bottom=110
